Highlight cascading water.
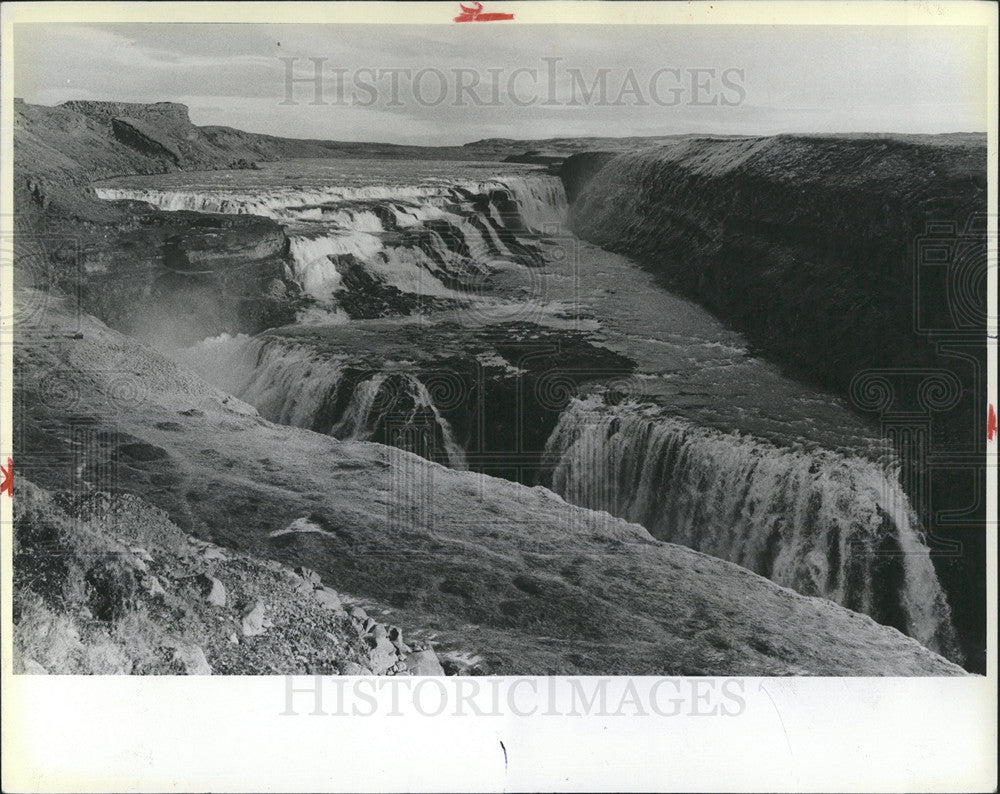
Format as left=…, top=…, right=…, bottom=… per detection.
left=96, top=173, right=564, bottom=308
left=175, top=334, right=467, bottom=469
left=287, top=232, right=383, bottom=302
left=541, top=396, right=961, bottom=661
left=329, top=372, right=467, bottom=469
left=100, top=160, right=966, bottom=666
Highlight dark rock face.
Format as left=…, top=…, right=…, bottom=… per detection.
left=566, top=134, right=988, bottom=671
left=13, top=100, right=306, bottom=343
left=558, top=151, right=618, bottom=203
left=111, top=118, right=183, bottom=165
left=74, top=209, right=301, bottom=346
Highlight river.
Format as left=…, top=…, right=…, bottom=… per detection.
left=94, top=157, right=962, bottom=663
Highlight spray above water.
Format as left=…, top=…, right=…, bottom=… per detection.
left=175, top=334, right=466, bottom=469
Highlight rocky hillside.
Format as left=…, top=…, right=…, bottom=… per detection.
left=14, top=479, right=445, bottom=675
left=13, top=100, right=312, bottom=343
left=12, top=289, right=966, bottom=676
left=563, top=134, right=988, bottom=670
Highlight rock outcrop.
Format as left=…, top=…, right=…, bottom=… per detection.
left=12, top=477, right=448, bottom=676
left=13, top=100, right=305, bottom=344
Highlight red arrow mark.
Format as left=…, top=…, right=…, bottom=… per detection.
left=455, top=2, right=514, bottom=22
left=1, top=457, right=12, bottom=497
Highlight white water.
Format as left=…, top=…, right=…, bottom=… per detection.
left=96, top=171, right=563, bottom=306
left=542, top=397, right=959, bottom=658
left=175, top=333, right=466, bottom=468
left=330, top=372, right=467, bottom=468
left=104, top=159, right=962, bottom=662
left=484, top=175, right=568, bottom=232
left=287, top=232, right=383, bottom=301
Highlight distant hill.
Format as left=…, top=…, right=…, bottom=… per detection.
left=12, top=98, right=708, bottom=220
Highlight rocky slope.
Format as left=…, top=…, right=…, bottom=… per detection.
left=14, top=100, right=309, bottom=344
left=12, top=289, right=966, bottom=676
left=14, top=479, right=445, bottom=676
left=563, top=135, right=988, bottom=670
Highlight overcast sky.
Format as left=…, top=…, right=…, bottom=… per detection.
left=12, top=23, right=989, bottom=145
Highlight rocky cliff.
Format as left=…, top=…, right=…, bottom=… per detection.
left=563, top=135, right=988, bottom=669
left=13, top=100, right=308, bottom=343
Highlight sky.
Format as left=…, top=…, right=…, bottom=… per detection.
left=12, top=23, right=990, bottom=145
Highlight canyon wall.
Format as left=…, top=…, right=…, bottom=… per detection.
left=563, top=135, right=988, bottom=669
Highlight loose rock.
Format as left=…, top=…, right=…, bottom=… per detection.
left=314, top=587, right=343, bottom=612
left=23, top=658, right=49, bottom=675
left=294, top=566, right=321, bottom=585
left=405, top=648, right=445, bottom=676
left=172, top=644, right=212, bottom=675
left=241, top=602, right=267, bottom=637
left=195, top=573, right=227, bottom=607
left=367, top=636, right=398, bottom=675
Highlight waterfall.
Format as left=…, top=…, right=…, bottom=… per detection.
left=287, top=232, right=383, bottom=302
left=329, top=373, right=466, bottom=469
left=174, top=335, right=466, bottom=469
left=95, top=173, right=566, bottom=308
left=485, top=175, right=568, bottom=232
left=542, top=396, right=961, bottom=661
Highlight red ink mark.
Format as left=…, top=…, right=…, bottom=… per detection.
left=454, top=2, right=514, bottom=22
left=988, top=403, right=997, bottom=442
left=1, top=457, right=12, bottom=497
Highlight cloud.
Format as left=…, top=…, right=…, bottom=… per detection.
left=12, top=23, right=988, bottom=144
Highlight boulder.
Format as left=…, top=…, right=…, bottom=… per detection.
left=201, top=546, right=227, bottom=562
left=144, top=574, right=167, bottom=597
left=241, top=602, right=266, bottom=637
left=172, top=644, right=212, bottom=675
left=338, top=661, right=372, bottom=676
left=195, top=573, right=227, bottom=607
left=22, top=658, right=49, bottom=675
left=294, top=566, right=321, bottom=585
left=314, top=587, right=343, bottom=612
left=367, top=636, right=398, bottom=675
left=404, top=649, right=445, bottom=676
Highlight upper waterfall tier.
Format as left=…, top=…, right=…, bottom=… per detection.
left=95, top=163, right=567, bottom=312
